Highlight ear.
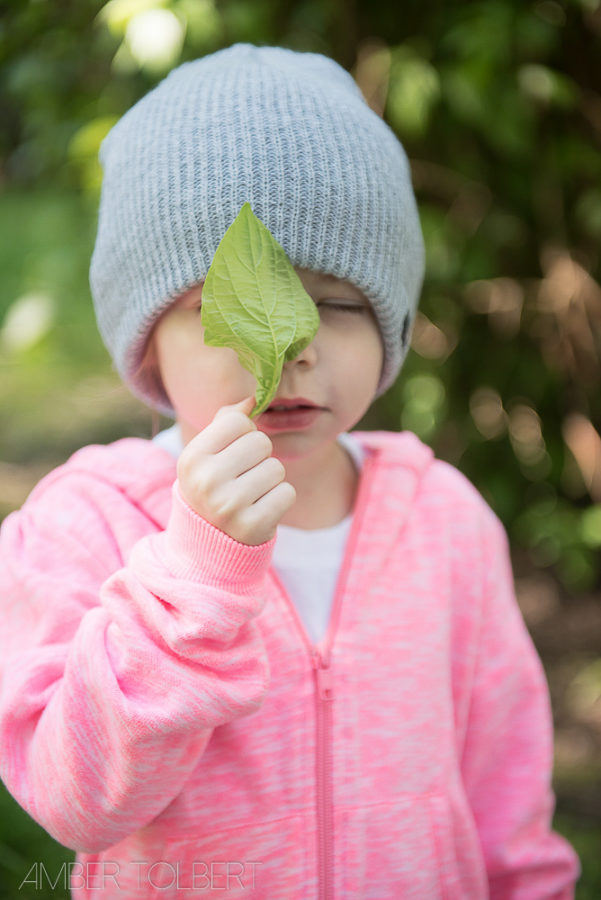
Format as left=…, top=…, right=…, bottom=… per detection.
left=134, top=329, right=163, bottom=397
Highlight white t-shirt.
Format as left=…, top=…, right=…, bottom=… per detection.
left=152, top=425, right=364, bottom=644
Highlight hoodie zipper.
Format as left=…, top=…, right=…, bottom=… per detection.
left=313, top=648, right=335, bottom=899
left=270, top=451, right=375, bottom=900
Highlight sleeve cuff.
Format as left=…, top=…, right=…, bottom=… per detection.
left=163, top=480, right=276, bottom=588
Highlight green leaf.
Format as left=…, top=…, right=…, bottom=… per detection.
left=201, top=203, right=320, bottom=417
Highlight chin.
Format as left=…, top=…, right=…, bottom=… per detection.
left=267, top=431, right=335, bottom=463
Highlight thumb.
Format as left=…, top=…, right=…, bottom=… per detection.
left=235, top=395, right=257, bottom=416
left=215, top=395, right=257, bottom=419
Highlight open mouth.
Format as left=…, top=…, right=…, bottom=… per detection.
left=268, top=404, right=316, bottom=411
left=265, top=397, right=320, bottom=412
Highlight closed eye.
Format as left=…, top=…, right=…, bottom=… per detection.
left=317, top=301, right=367, bottom=314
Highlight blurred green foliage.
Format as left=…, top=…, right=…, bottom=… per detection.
left=1, top=0, right=600, bottom=896
left=1, top=0, right=600, bottom=592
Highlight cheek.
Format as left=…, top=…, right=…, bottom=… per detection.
left=346, top=324, right=383, bottom=393
left=154, top=317, right=256, bottom=414
left=353, top=333, right=383, bottom=415
left=321, top=324, right=382, bottom=418
left=154, top=320, right=209, bottom=403
left=368, top=328, right=385, bottom=386
left=156, top=329, right=197, bottom=383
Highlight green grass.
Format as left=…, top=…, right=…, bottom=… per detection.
left=554, top=811, right=601, bottom=900
left=0, top=783, right=72, bottom=899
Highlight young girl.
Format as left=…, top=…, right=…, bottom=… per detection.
left=0, top=44, right=580, bottom=899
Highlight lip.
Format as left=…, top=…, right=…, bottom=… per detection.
left=258, top=399, right=325, bottom=432
left=266, top=397, right=319, bottom=410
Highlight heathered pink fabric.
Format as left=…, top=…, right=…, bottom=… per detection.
left=0, top=430, right=579, bottom=899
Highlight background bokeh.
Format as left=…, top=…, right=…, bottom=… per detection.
left=1, top=0, right=600, bottom=896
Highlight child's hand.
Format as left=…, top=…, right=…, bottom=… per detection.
left=176, top=397, right=296, bottom=546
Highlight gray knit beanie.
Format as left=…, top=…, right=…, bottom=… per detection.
left=90, top=43, right=425, bottom=415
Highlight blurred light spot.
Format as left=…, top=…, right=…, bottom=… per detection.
left=125, top=8, right=184, bottom=72
left=519, top=64, right=555, bottom=102
left=386, top=47, right=440, bottom=138
left=518, top=64, right=578, bottom=108
left=411, top=312, right=457, bottom=360
left=401, top=374, right=446, bottom=439
left=539, top=249, right=588, bottom=313
left=562, top=413, right=601, bottom=502
left=534, top=1, right=566, bottom=25
left=580, top=504, right=601, bottom=548
left=98, top=0, right=165, bottom=37
left=0, top=293, right=55, bottom=352
left=573, top=0, right=600, bottom=10
left=508, top=403, right=547, bottom=465
left=111, top=40, right=139, bottom=75
left=536, top=249, right=601, bottom=383
left=464, top=278, right=523, bottom=336
left=554, top=727, right=597, bottom=769
left=469, top=387, right=506, bottom=439
left=353, top=39, right=391, bottom=116
left=68, top=117, right=119, bottom=194
left=566, top=659, right=601, bottom=726
left=69, top=117, right=118, bottom=160
left=560, top=546, right=596, bottom=591
left=177, top=0, right=221, bottom=50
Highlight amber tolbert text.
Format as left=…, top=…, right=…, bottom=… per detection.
left=19, top=859, right=263, bottom=891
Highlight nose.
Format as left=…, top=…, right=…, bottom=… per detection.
left=283, top=333, right=318, bottom=369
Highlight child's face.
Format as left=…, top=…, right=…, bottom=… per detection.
left=150, top=269, right=383, bottom=460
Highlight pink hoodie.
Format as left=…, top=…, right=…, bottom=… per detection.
left=0, top=430, right=579, bottom=898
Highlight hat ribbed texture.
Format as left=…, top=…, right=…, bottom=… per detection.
left=90, top=43, right=425, bottom=415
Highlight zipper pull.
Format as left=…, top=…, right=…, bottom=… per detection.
left=313, top=653, right=334, bottom=701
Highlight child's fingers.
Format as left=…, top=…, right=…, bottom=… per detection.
left=206, top=455, right=287, bottom=523
left=243, top=395, right=257, bottom=417
left=208, top=429, right=274, bottom=482
left=211, top=468, right=296, bottom=546
left=193, top=397, right=258, bottom=456
left=215, top=396, right=256, bottom=419
left=237, top=481, right=297, bottom=545
left=176, top=393, right=295, bottom=543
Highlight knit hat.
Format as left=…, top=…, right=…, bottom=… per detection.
left=90, top=43, right=425, bottom=415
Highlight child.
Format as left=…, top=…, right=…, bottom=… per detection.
left=0, top=43, right=580, bottom=899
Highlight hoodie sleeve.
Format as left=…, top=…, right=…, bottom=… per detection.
left=0, top=472, right=272, bottom=854
left=459, top=504, right=580, bottom=899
